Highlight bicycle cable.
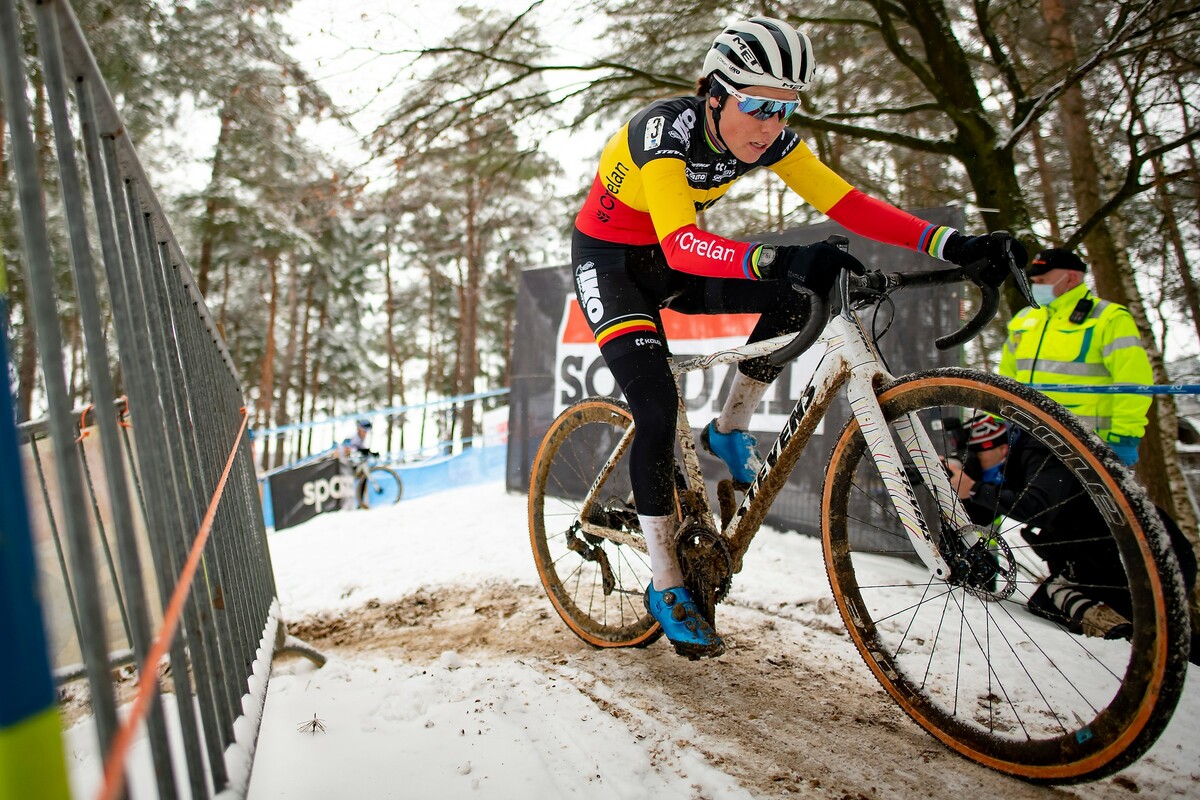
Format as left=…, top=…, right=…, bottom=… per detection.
left=852, top=279, right=897, bottom=372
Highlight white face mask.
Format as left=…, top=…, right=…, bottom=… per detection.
left=1030, top=283, right=1058, bottom=306
left=1031, top=273, right=1068, bottom=306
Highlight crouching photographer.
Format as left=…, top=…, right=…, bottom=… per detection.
left=945, top=415, right=1196, bottom=653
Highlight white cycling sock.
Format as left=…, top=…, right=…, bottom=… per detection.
left=716, top=371, right=771, bottom=433
left=639, top=513, right=684, bottom=589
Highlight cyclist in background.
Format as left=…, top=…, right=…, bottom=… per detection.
left=570, top=16, right=1027, bottom=658
left=338, top=419, right=377, bottom=509
left=340, top=418, right=376, bottom=460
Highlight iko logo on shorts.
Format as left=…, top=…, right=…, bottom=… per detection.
left=575, top=261, right=604, bottom=322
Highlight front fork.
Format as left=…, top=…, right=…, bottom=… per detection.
left=844, top=373, right=953, bottom=580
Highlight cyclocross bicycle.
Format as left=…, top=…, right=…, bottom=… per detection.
left=527, top=236, right=1190, bottom=783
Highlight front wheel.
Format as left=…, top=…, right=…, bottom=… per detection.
left=357, top=465, right=402, bottom=508
left=822, top=368, right=1189, bottom=783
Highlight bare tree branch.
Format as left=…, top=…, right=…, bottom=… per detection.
left=1066, top=128, right=1200, bottom=248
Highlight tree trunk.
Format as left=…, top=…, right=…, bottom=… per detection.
left=1144, top=145, right=1200, bottom=346
left=15, top=73, right=56, bottom=422
left=197, top=105, right=234, bottom=296
left=16, top=312, right=35, bottom=421
left=272, top=254, right=301, bottom=468
left=421, top=259, right=437, bottom=451
left=1029, top=122, right=1063, bottom=246
left=68, top=317, right=82, bottom=405
left=1165, top=89, right=1200, bottom=342
left=219, top=256, right=231, bottom=336
left=256, top=250, right=279, bottom=470
left=294, top=271, right=315, bottom=461
left=1040, top=0, right=1196, bottom=542
left=501, top=251, right=517, bottom=388
left=383, top=224, right=399, bottom=453
left=304, top=300, right=328, bottom=459
left=459, top=180, right=481, bottom=450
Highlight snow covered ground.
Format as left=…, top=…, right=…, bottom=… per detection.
left=64, top=481, right=1199, bottom=798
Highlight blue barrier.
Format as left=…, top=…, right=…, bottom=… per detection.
left=251, top=389, right=510, bottom=439
left=261, top=443, right=507, bottom=530
left=0, top=268, right=70, bottom=795
left=1029, top=384, right=1200, bottom=395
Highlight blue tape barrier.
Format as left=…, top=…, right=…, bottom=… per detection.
left=1028, top=384, right=1200, bottom=396
left=251, top=389, right=510, bottom=439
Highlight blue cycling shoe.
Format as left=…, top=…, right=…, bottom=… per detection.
left=701, top=420, right=762, bottom=486
left=644, top=582, right=725, bottom=659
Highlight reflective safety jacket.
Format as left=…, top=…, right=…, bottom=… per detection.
left=999, top=282, right=1152, bottom=440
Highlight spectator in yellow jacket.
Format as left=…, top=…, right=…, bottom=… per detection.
left=999, top=248, right=1152, bottom=465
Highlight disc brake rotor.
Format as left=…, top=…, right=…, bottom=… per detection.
left=949, top=526, right=1018, bottom=601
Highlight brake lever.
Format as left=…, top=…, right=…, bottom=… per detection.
left=1001, top=234, right=1038, bottom=309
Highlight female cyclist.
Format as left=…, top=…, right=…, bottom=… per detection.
left=571, top=16, right=1025, bottom=658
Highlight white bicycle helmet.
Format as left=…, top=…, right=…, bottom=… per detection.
left=702, top=17, right=815, bottom=93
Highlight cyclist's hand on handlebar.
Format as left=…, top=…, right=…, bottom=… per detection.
left=943, top=231, right=1029, bottom=286
left=757, top=241, right=866, bottom=297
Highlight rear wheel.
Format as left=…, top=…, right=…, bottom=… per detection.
left=357, top=465, right=402, bottom=508
left=822, top=368, right=1189, bottom=783
left=528, top=398, right=662, bottom=648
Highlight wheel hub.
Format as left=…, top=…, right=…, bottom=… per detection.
left=945, top=525, right=1018, bottom=601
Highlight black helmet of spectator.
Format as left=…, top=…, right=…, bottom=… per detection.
left=356, top=418, right=372, bottom=430
left=1027, top=248, right=1087, bottom=277
left=966, top=414, right=1008, bottom=452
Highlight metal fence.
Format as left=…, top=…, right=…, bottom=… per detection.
left=0, top=1, right=297, bottom=797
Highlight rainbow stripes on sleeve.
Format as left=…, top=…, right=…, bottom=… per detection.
left=918, top=224, right=956, bottom=260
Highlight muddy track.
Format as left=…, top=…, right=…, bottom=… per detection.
left=282, top=581, right=1161, bottom=799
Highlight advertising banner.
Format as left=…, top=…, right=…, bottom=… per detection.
left=268, top=458, right=349, bottom=531
left=554, top=297, right=826, bottom=436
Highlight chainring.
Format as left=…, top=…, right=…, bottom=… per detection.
left=675, top=519, right=733, bottom=625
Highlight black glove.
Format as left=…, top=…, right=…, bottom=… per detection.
left=757, top=241, right=866, bottom=297
left=943, top=231, right=1029, bottom=287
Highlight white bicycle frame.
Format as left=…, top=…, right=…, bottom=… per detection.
left=658, top=290, right=976, bottom=581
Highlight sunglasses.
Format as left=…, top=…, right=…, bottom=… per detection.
left=712, top=75, right=799, bottom=121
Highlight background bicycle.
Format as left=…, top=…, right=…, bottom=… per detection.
left=528, top=239, right=1191, bottom=784
left=346, top=453, right=403, bottom=509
